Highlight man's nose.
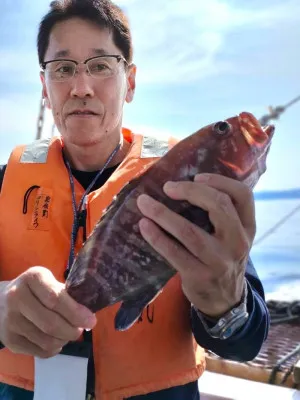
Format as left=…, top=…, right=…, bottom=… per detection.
left=70, top=67, right=95, bottom=98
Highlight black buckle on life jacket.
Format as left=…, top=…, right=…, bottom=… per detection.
left=60, top=340, right=92, bottom=359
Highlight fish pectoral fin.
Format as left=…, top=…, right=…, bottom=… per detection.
left=114, top=288, right=161, bottom=331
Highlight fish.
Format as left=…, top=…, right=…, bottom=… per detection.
left=65, top=112, right=275, bottom=331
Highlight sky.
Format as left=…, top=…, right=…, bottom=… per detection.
left=1, top=0, right=300, bottom=191
left=0, top=0, right=299, bottom=297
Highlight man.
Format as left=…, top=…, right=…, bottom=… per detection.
left=0, top=0, right=270, bottom=399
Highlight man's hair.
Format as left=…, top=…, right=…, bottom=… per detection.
left=37, top=0, right=133, bottom=65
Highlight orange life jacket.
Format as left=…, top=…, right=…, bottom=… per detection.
left=0, top=129, right=205, bottom=399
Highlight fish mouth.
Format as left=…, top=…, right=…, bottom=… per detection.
left=239, top=112, right=274, bottom=146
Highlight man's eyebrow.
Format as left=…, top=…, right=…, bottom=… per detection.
left=53, top=48, right=109, bottom=59
left=54, top=49, right=70, bottom=58
left=91, top=48, right=110, bottom=56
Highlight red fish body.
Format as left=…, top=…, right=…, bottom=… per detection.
left=66, top=112, right=274, bottom=330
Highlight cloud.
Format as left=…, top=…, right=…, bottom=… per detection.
left=265, top=279, right=300, bottom=301
left=253, top=198, right=300, bottom=247
left=0, top=95, right=56, bottom=164
left=0, top=97, right=38, bottom=138
left=0, top=51, right=40, bottom=87
left=124, top=123, right=176, bottom=141
left=117, top=0, right=300, bottom=84
left=3, top=0, right=299, bottom=87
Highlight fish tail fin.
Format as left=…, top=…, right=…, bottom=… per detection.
left=115, top=287, right=161, bottom=331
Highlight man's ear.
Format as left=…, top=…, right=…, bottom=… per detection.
left=40, top=72, right=51, bottom=109
left=125, top=64, right=136, bottom=104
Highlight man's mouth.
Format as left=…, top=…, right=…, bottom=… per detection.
left=69, top=110, right=98, bottom=116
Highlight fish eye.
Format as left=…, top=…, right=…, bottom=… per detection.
left=213, top=121, right=231, bottom=135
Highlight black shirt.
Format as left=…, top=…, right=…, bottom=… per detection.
left=71, top=165, right=119, bottom=191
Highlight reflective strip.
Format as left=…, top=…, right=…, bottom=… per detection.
left=20, top=138, right=51, bottom=163
left=140, top=136, right=169, bottom=158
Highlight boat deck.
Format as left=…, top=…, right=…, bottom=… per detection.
left=199, top=371, right=300, bottom=400
left=205, top=318, right=300, bottom=389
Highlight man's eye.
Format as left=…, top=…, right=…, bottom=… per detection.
left=57, top=66, right=73, bottom=73
left=93, top=63, right=109, bottom=71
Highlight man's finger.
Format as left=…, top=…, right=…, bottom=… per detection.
left=25, top=267, right=96, bottom=330
left=162, top=181, right=250, bottom=259
left=6, top=333, right=62, bottom=359
left=19, top=282, right=83, bottom=341
left=193, top=174, right=256, bottom=239
left=138, top=217, right=202, bottom=278
left=10, top=314, right=66, bottom=353
left=137, top=193, right=224, bottom=266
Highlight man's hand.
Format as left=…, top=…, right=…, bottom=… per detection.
left=0, top=267, right=96, bottom=358
left=137, top=173, right=256, bottom=318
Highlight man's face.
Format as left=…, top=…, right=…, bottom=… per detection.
left=41, top=17, right=136, bottom=146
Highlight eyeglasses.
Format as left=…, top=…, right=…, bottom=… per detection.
left=40, top=55, right=128, bottom=82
